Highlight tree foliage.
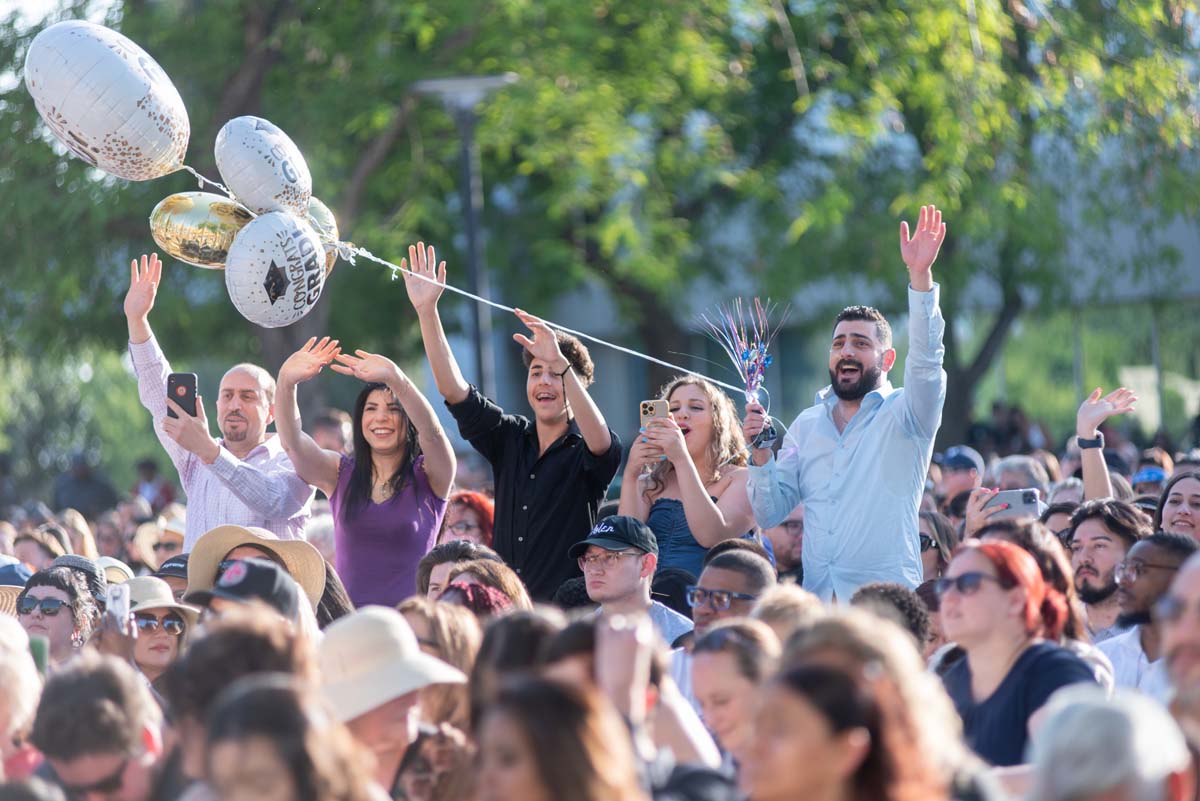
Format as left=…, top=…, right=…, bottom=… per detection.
left=1, top=0, right=1197, bottom=456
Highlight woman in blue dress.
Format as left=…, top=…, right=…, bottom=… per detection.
left=618, top=376, right=758, bottom=577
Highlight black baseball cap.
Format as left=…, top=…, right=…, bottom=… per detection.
left=154, top=553, right=190, bottom=580
left=185, top=558, right=300, bottom=621
left=568, top=515, right=658, bottom=559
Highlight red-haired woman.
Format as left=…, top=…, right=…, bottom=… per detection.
left=936, top=540, right=1097, bottom=766
left=438, top=490, right=495, bottom=548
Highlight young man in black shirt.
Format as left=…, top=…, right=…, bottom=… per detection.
left=403, top=243, right=622, bottom=601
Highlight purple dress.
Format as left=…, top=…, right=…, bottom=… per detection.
left=329, top=454, right=447, bottom=607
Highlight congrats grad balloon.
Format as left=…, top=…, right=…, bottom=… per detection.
left=214, top=116, right=312, bottom=216
left=225, top=212, right=326, bottom=328
left=23, top=20, right=189, bottom=181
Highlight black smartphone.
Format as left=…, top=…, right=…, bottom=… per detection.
left=167, top=372, right=198, bottom=418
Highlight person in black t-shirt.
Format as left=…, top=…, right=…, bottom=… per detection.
left=937, top=540, right=1096, bottom=767
left=403, top=243, right=621, bottom=601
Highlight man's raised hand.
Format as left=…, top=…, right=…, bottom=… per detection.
left=124, top=253, right=161, bottom=322
left=401, top=242, right=447, bottom=312
left=513, top=309, right=568, bottom=373
left=899, top=205, right=947, bottom=290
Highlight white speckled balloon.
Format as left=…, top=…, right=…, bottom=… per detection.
left=23, top=20, right=190, bottom=181
left=215, top=116, right=312, bottom=215
left=225, top=212, right=326, bottom=328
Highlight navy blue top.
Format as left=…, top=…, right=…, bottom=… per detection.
left=649, top=498, right=774, bottom=578
left=942, top=640, right=1097, bottom=766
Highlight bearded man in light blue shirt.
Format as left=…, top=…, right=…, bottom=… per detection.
left=743, top=205, right=948, bottom=601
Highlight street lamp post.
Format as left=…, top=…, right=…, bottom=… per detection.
left=411, top=73, right=518, bottom=401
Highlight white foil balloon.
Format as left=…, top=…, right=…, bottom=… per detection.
left=214, top=116, right=312, bottom=215
left=225, top=212, right=326, bottom=328
left=23, top=20, right=189, bottom=181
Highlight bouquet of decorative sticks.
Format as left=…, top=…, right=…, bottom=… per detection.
left=699, top=297, right=791, bottom=403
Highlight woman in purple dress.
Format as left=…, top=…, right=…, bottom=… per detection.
left=275, top=337, right=455, bottom=607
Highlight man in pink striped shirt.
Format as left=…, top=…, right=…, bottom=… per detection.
left=124, top=253, right=314, bottom=552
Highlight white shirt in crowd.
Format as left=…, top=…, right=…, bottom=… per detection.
left=1098, top=625, right=1171, bottom=703
left=130, top=336, right=314, bottom=550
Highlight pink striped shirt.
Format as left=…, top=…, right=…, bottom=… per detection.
left=130, top=336, right=314, bottom=552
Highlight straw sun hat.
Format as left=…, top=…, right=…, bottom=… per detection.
left=185, top=525, right=326, bottom=612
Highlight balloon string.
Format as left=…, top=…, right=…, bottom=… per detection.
left=341, top=244, right=748, bottom=396
left=181, top=166, right=240, bottom=204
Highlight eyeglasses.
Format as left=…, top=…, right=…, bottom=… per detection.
left=934, top=572, right=1005, bottom=598
left=133, top=612, right=186, bottom=637
left=445, top=521, right=480, bottom=534
left=578, top=550, right=642, bottom=571
left=685, top=585, right=758, bottom=611
left=16, top=596, right=68, bottom=617
left=1155, top=595, right=1200, bottom=624
left=919, top=534, right=938, bottom=553
left=60, top=755, right=130, bottom=797
left=153, top=540, right=181, bottom=554
left=1115, top=560, right=1179, bottom=583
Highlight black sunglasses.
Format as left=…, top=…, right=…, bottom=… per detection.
left=134, top=612, right=186, bottom=637
left=17, top=596, right=68, bottom=617
left=919, top=534, right=938, bottom=553
left=934, top=571, right=1005, bottom=598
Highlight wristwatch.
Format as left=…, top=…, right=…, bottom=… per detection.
left=1077, top=432, right=1105, bottom=450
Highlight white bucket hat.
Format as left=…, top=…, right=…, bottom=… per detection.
left=319, top=606, right=466, bottom=722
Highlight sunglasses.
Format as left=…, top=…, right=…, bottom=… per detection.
left=919, top=534, right=938, bottom=553
left=17, top=596, right=68, bottom=617
left=934, top=571, right=1005, bottom=598
left=685, top=585, right=758, bottom=611
left=60, top=755, right=129, bottom=797
left=134, top=612, right=186, bottom=637
left=153, top=540, right=181, bottom=554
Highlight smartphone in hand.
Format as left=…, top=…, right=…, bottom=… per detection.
left=639, top=399, right=669, bottom=429
left=106, top=582, right=133, bottom=636
left=167, top=372, right=198, bottom=419
left=982, top=488, right=1044, bottom=521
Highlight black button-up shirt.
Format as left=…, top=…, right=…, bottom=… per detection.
left=447, top=385, right=622, bottom=601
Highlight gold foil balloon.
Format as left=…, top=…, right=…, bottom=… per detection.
left=306, top=196, right=339, bottom=277
left=149, top=192, right=254, bottom=269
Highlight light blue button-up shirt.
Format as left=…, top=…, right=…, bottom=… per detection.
left=747, top=284, right=946, bottom=601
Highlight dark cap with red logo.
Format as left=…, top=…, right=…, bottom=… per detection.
left=184, top=558, right=300, bottom=621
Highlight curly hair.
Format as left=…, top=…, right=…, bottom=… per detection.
left=643, top=376, right=747, bottom=499
left=18, top=566, right=99, bottom=647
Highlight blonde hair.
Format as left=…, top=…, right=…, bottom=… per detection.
left=751, top=583, right=826, bottom=641
left=58, top=508, right=99, bottom=560
left=644, top=376, right=747, bottom=499
left=397, top=598, right=482, bottom=729
left=0, top=618, right=41, bottom=741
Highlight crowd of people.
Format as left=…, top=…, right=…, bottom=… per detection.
left=3, top=204, right=1200, bottom=801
